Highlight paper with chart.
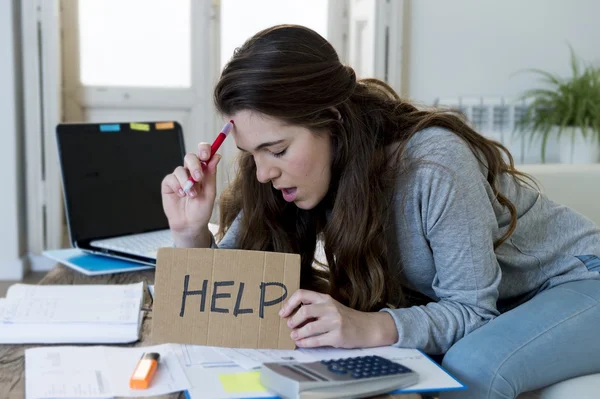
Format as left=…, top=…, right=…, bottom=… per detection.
left=174, top=345, right=274, bottom=399
left=214, top=347, right=314, bottom=370
left=25, top=344, right=190, bottom=399
left=5, top=281, right=143, bottom=299
left=0, top=282, right=144, bottom=344
left=180, top=344, right=238, bottom=368
left=0, top=296, right=140, bottom=324
left=177, top=344, right=465, bottom=398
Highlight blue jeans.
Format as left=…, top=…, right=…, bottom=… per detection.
left=441, top=256, right=600, bottom=399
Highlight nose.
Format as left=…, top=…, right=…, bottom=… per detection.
left=255, top=157, right=280, bottom=184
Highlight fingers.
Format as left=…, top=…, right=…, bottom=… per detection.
left=288, top=302, right=329, bottom=330
left=184, top=152, right=204, bottom=183
left=279, top=289, right=325, bottom=318
left=294, top=331, right=336, bottom=348
left=184, top=141, right=214, bottom=184
left=197, top=142, right=212, bottom=163
left=201, top=154, right=221, bottom=200
left=161, top=165, right=196, bottom=198
left=180, top=150, right=222, bottom=196
left=290, top=307, right=345, bottom=348
left=163, top=143, right=223, bottom=199
left=161, top=173, right=185, bottom=197
left=173, top=166, right=196, bottom=197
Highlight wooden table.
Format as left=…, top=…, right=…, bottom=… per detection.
left=0, top=265, right=421, bottom=399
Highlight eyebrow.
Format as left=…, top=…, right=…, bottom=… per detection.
left=237, top=139, right=285, bottom=153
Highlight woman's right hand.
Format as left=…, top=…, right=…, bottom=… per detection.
left=161, top=142, right=221, bottom=248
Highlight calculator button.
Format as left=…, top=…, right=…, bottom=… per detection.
left=327, top=365, right=347, bottom=374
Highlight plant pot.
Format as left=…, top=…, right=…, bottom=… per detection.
left=519, top=133, right=560, bottom=164
left=558, top=127, right=600, bottom=164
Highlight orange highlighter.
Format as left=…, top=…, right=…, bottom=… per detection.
left=129, top=352, right=160, bottom=389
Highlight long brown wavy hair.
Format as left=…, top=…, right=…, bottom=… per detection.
left=214, top=25, right=532, bottom=312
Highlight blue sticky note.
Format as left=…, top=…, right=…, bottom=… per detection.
left=100, top=124, right=121, bottom=132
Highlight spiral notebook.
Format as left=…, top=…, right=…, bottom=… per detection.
left=0, top=282, right=144, bottom=344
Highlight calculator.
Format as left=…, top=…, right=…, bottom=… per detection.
left=260, top=355, right=419, bottom=399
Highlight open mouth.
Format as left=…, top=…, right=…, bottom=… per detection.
left=281, top=187, right=297, bottom=202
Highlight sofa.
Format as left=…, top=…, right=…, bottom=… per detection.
left=518, top=163, right=600, bottom=226
left=513, top=163, right=600, bottom=399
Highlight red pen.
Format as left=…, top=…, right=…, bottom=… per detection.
left=183, top=120, right=234, bottom=194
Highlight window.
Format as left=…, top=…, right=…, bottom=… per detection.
left=78, top=0, right=191, bottom=87
left=220, top=0, right=329, bottom=68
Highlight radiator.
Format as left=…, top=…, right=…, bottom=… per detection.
left=433, top=96, right=560, bottom=164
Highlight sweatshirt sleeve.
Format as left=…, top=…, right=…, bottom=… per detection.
left=381, top=130, right=503, bottom=354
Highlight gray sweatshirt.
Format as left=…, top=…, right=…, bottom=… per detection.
left=214, top=127, right=600, bottom=354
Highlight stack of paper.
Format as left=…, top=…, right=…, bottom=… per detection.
left=175, top=344, right=466, bottom=399
left=25, top=344, right=190, bottom=399
left=24, top=343, right=465, bottom=399
left=0, top=282, right=144, bottom=344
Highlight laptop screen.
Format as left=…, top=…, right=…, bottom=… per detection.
left=56, top=122, right=185, bottom=244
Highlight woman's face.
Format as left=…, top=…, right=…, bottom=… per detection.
left=228, top=110, right=332, bottom=210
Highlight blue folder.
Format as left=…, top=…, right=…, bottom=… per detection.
left=43, top=248, right=154, bottom=276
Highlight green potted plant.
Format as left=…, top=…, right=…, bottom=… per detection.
left=515, top=46, right=600, bottom=163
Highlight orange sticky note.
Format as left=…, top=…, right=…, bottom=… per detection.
left=155, top=122, right=174, bottom=130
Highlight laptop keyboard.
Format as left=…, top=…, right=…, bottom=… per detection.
left=90, top=229, right=173, bottom=259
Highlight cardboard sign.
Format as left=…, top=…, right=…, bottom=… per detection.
left=151, top=248, right=301, bottom=349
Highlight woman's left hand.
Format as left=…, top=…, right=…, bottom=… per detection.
left=279, top=289, right=398, bottom=348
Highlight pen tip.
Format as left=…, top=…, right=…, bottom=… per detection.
left=230, top=120, right=235, bottom=125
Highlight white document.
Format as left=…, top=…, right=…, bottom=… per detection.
left=174, top=346, right=274, bottom=399
left=214, top=347, right=315, bottom=370
left=181, top=345, right=465, bottom=398
left=0, top=297, right=140, bottom=324
left=0, top=282, right=144, bottom=344
left=181, top=344, right=238, bottom=368
left=148, top=284, right=155, bottom=300
left=25, top=344, right=190, bottom=399
left=5, top=281, right=143, bottom=299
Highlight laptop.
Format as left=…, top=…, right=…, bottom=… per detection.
left=56, top=121, right=185, bottom=266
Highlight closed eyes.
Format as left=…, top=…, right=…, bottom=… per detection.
left=272, top=148, right=287, bottom=158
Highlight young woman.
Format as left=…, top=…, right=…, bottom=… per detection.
left=161, top=25, right=600, bottom=399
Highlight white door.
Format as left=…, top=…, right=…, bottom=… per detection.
left=347, top=0, right=405, bottom=94
left=22, top=0, right=63, bottom=272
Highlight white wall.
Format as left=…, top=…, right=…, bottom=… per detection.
left=0, top=0, right=27, bottom=280
left=405, top=0, right=600, bottom=104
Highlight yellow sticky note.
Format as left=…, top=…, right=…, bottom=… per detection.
left=130, top=122, right=150, bottom=131
left=218, top=371, right=266, bottom=393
